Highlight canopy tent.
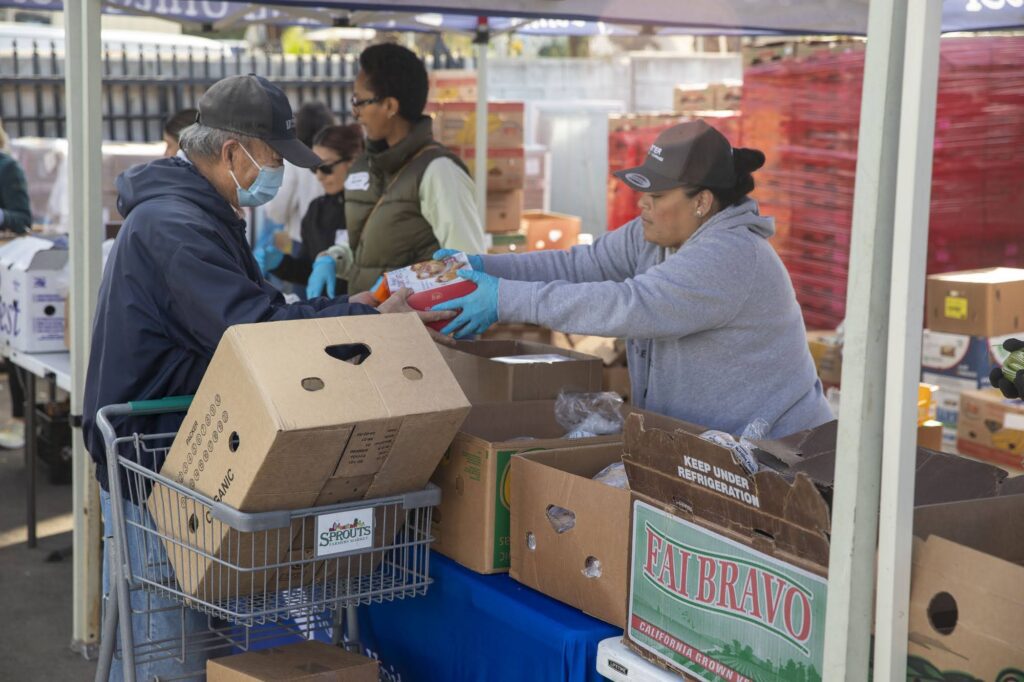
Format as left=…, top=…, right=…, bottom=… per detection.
left=60, top=1, right=1024, bottom=680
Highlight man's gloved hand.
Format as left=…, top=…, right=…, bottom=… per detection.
left=990, top=338, right=1024, bottom=400
left=433, top=248, right=484, bottom=273
left=433, top=269, right=500, bottom=340
left=306, top=255, right=337, bottom=299
left=254, top=244, right=284, bottom=276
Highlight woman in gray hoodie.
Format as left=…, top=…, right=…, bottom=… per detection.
left=436, top=120, right=833, bottom=439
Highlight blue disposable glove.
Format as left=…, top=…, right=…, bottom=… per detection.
left=433, top=248, right=484, bottom=273
left=306, top=255, right=337, bottom=299
left=254, top=244, right=284, bottom=275
left=434, top=269, right=500, bottom=339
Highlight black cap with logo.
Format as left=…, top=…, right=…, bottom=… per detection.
left=614, top=120, right=736, bottom=193
left=197, top=74, right=321, bottom=169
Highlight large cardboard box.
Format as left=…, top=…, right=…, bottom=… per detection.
left=909, top=495, right=1024, bottom=680
left=485, top=189, right=523, bottom=234
left=480, top=323, right=554, bottom=345
left=428, top=69, right=477, bottom=103
left=487, top=232, right=527, bottom=255
left=207, top=641, right=378, bottom=681
left=430, top=101, right=525, bottom=149
left=521, top=210, right=583, bottom=251
left=922, top=330, right=1016, bottom=453
left=461, top=147, right=525, bottom=191
left=620, top=413, right=1012, bottom=680
left=438, top=339, right=602, bottom=404
left=510, top=443, right=631, bottom=627
left=673, top=84, right=716, bottom=113
left=0, top=236, right=68, bottom=352
left=150, top=314, right=470, bottom=598
left=926, top=268, right=1024, bottom=337
left=431, top=401, right=627, bottom=574
left=957, top=389, right=1024, bottom=471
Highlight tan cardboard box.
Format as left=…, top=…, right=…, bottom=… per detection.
left=149, top=314, right=471, bottom=599
left=460, top=147, right=525, bottom=191
left=521, top=210, right=582, bottom=251
left=807, top=330, right=842, bottom=387
left=918, top=420, right=944, bottom=451
left=957, top=389, right=1024, bottom=471
left=485, top=189, right=523, bottom=234
left=672, top=84, right=716, bottom=113
left=510, top=444, right=631, bottom=627
left=431, top=401, right=624, bottom=574
left=926, top=267, right=1024, bottom=337
left=481, top=323, right=554, bottom=346
left=429, top=101, right=525, bottom=149
left=909, top=494, right=1024, bottom=680
left=552, top=333, right=627, bottom=367
left=713, top=80, right=743, bottom=110
left=437, top=339, right=603, bottom=403
left=603, top=366, right=632, bottom=404
left=428, top=69, right=477, bottom=103
left=487, top=232, right=527, bottom=255
left=207, top=641, right=379, bottom=681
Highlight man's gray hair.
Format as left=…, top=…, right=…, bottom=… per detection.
left=177, top=123, right=257, bottom=161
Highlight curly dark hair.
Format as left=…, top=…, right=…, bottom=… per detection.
left=358, top=43, right=429, bottom=122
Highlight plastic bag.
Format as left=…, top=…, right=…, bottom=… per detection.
left=545, top=505, right=576, bottom=534
left=555, top=391, right=624, bottom=439
left=699, top=418, right=770, bottom=475
left=593, top=461, right=628, bottom=490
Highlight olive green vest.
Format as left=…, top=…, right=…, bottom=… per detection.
left=343, top=117, right=469, bottom=294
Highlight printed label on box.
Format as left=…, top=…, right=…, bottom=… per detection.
left=629, top=501, right=827, bottom=682
left=385, top=253, right=469, bottom=294
left=944, top=296, right=968, bottom=320
left=316, top=508, right=375, bottom=558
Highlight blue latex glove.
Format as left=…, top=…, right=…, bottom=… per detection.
left=434, top=269, right=500, bottom=339
left=254, top=244, right=284, bottom=275
left=306, top=255, right=337, bottom=299
left=433, top=248, right=484, bottom=273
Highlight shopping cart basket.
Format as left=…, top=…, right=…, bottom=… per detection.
left=93, top=397, right=440, bottom=682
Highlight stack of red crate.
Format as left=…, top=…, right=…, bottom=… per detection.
left=743, top=37, right=1024, bottom=330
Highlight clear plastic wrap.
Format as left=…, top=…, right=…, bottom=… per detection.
left=592, top=461, right=628, bottom=490
left=555, top=391, right=624, bottom=439
left=699, top=418, right=770, bottom=475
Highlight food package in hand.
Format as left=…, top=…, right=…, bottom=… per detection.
left=371, top=252, right=478, bottom=330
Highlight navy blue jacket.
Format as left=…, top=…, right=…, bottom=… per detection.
left=83, top=156, right=377, bottom=492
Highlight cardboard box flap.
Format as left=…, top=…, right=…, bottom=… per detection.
left=929, top=267, right=1024, bottom=285
left=451, top=339, right=595, bottom=362
left=225, top=314, right=468, bottom=431
left=623, top=413, right=831, bottom=569
left=458, top=400, right=573, bottom=442
left=914, top=493, right=1024, bottom=565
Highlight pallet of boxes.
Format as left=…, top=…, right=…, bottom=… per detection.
left=923, top=267, right=1024, bottom=469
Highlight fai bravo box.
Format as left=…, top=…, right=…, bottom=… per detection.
left=622, top=413, right=830, bottom=682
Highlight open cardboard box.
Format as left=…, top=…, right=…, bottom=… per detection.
left=207, top=640, right=379, bottom=681
left=509, top=443, right=631, bottom=627
left=909, top=494, right=1024, bottom=679
left=149, top=314, right=470, bottom=599
left=431, top=400, right=629, bottom=574
left=437, top=339, right=602, bottom=403
left=620, top=413, right=1013, bottom=681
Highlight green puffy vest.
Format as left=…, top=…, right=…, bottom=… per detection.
left=343, top=117, right=468, bottom=294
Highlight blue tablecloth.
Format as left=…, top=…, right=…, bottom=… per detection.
left=356, top=554, right=622, bottom=682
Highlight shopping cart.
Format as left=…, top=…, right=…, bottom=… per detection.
left=93, top=397, right=440, bottom=682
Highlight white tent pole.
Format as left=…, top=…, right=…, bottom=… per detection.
left=65, top=0, right=105, bottom=659
left=821, top=0, right=909, bottom=677
left=474, top=19, right=489, bottom=227
left=873, top=0, right=942, bottom=677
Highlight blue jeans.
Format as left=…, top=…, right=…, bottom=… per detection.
left=100, top=488, right=212, bottom=681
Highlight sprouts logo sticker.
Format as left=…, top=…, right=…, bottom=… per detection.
left=316, top=509, right=374, bottom=558
left=625, top=172, right=652, bottom=189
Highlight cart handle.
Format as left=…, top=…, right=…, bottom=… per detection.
left=126, top=395, right=194, bottom=415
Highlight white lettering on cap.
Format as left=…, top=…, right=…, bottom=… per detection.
left=649, top=144, right=664, bottom=162
left=625, top=172, right=652, bottom=189
left=285, top=118, right=295, bottom=130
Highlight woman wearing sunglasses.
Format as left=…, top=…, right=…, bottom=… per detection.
left=306, top=42, right=487, bottom=296
left=258, top=123, right=364, bottom=296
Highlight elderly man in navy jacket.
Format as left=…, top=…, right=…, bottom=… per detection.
left=83, top=75, right=448, bottom=681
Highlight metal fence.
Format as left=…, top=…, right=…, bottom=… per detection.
left=0, top=42, right=466, bottom=142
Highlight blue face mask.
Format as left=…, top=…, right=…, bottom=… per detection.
left=229, top=143, right=284, bottom=207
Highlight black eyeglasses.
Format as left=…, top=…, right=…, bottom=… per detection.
left=350, top=95, right=382, bottom=110
left=311, top=158, right=350, bottom=175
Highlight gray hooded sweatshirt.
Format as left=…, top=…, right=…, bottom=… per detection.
left=482, top=199, right=833, bottom=439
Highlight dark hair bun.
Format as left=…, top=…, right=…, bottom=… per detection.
left=733, top=148, right=766, bottom=174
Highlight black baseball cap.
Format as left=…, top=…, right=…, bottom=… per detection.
left=614, top=120, right=736, bottom=193
left=197, top=74, right=321, bottom=168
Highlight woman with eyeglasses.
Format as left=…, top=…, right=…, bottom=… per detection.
left=258, top=123, right=364, bottom=297
left=306, top=42, right=487, bottom=296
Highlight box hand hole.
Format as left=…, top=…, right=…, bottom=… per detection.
left=228, top=432, right=240, bottom=453
left=301, top=377, right=325, bottom=392
left=402, top=366, right=423, bottom=381
left=927, top=592, right=958, bottom=635
left=324, top=343, right=372, bottom=365
left=582, top=556, right=602, bottom=579
left=546, top=504, right=576, bottom=534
